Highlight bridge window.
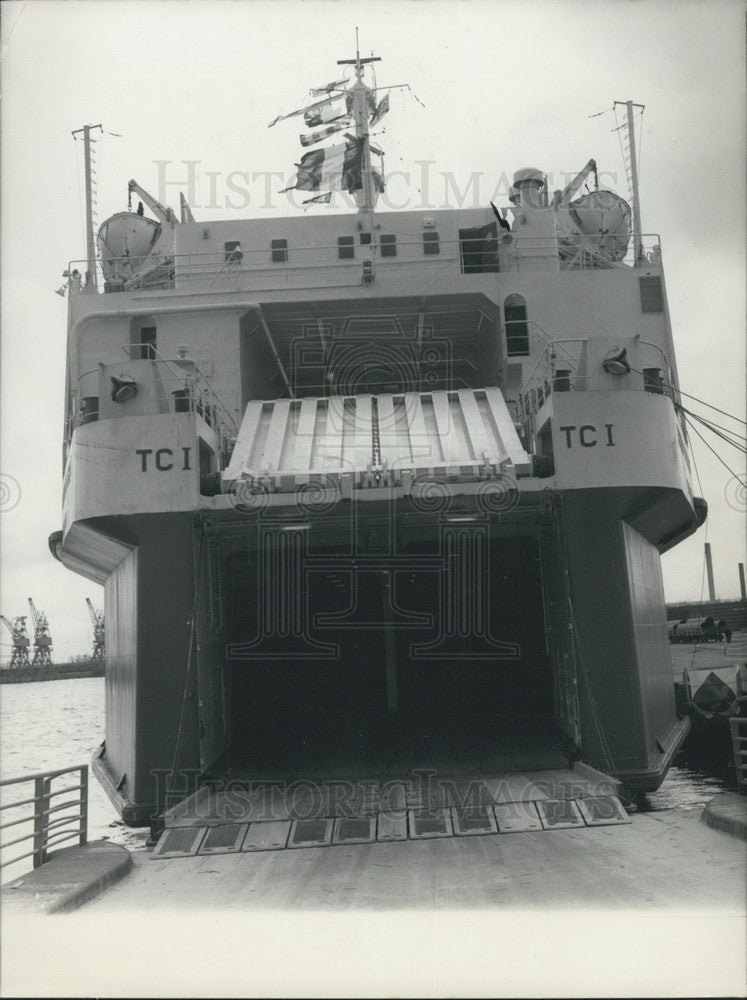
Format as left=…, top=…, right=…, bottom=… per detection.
left=359, top=232, right=372, bottom=245
left=380, top=234, right=397, bottom=258
left=423, top=231, right=440, bottom=255
left=224, top=241, right=243, bottom=263
left=338, top=236, right=355, bottom=259
left=459, top=224, right=499, bottom=273
left=504, top=295, right=529, bottom=356
left=271, top=238, right=288, bottom=263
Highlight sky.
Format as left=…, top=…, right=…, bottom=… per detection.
left=1, top=0, right=745, bottom=664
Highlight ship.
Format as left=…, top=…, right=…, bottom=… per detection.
left=49, top=45, right=705, bottom=827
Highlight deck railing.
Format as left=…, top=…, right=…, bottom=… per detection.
left=730, top=717, right=747, bottom=792
left=0, top=765, right=88, bottom=871
left=72, top=350, right=237, bottom=451
left=66, top=234, right=663, bottom=295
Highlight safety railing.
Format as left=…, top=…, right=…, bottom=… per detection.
left=517, top=333, right=677, bottom=425
left=66, top=233, right=663, bottom=295
left=0, top=765, right=88, bottom=872
left=730, top=717, right=747, bottom=792
left=517, top=337, right=589, bottom=423
left=72, top=350, right=237, bottom=455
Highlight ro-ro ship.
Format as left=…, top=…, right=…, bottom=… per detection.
left=51, top=48, right=704, bottom=827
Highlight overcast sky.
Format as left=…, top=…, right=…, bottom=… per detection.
left=1, top=0, right=745, bottom=663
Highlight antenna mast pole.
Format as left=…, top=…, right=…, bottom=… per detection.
left=338, top=30, right=380, bottom=216
left=615, top=101, right=645, bottom=261
left=72, top=124, right=103, bottom=289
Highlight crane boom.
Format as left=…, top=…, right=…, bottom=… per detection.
left=27, top=598, right=39, bottom=627
left=553, top=158, right=598, bottom=207
left=128, top=179, right=177, bottom=225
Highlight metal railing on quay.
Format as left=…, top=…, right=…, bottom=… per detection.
left=729, top=717, right=747, bottom=792
left=65, top=233, right=663, bottom=294
left=0, top=765, right=88, bottom=871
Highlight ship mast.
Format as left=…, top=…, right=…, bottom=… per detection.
left=338, top=29, right=380, bottom=216
left=614, top=100, right=645, bottom=261
left=72, top=124, right=103, bottom=290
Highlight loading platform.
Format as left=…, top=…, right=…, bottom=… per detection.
left=154, top=765, right=630, bottom=859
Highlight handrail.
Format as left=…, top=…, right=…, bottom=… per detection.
left=66, top=232, right=663, bottom=293
left=73, top=352, right=237, bottom=450
left=0, top=765, right=88, bottom=871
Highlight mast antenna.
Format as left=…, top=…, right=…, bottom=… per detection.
left=614, top=101, right=645, bottom=261
left=338, top=33, right=381, bottom=215
left=72, top=124, right=103, bottom=290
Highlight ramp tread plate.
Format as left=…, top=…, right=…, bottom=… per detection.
left=333, top=816, right=376, bottom=845
left=152, top=826, right=207, bottom=858
left=494, top=801, right=543, bottom=833
left=575, top=796, right=630, bottom=826
left=536, top=798, right=585, bottom=830
left=376, top=811, right=408, bottom=841
left=198, top=823, right=248, bottom=854
left=288, top=818, right=333, bottom=848
left=483, top=777, right=550, bottom=804
left=408, top=808, right=454, bottom=840
left=451, top=806, right=498, bottom=836
left=241, top=820, right=292, bottom=852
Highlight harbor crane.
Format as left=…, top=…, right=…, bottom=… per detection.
left=0, top=615, right=31, bottom=669
left=86, top=598, right=105, bottom=664
left=28, top=598, right=54, bottom=667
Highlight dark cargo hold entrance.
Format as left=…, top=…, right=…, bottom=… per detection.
left=210, top=512, right=575, bottom=783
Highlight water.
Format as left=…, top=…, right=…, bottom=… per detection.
left=0, top=676, right=735, bottom=881
left=0, top=677, right=148, bottom=883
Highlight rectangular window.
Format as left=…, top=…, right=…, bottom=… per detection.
left=224, top=241, right=243, bottom=263
left=423, top=231, right=440, bottom=255
left=359, top=232, right=372, bottom=245
left=271, top=238, right=288, bottom=263
left=380, top=234, right=397, bottom=258
left=639, top=276, right=663, bottom=312
left=338, top=236, right=355, bottom=259
left=459, top=225, right=499, bottom=273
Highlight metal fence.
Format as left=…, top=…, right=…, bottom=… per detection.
left=730, top=717, right=747, bottom=792
left=0, top=765, right=88, bottom=871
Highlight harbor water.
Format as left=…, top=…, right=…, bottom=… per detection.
left=0, top=674, right=737, bottom=884
left=0, top=677, right=148, bottom=883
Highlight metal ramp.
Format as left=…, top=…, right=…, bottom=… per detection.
left=152, top=768, right=630, bottom=859
left=222, top=387, right=532, bottom=495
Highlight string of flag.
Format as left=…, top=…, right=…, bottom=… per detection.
left=269, top=77, right=390, bottom=202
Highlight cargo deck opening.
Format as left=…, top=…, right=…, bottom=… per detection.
left=204, top=524, right=573, bottom=785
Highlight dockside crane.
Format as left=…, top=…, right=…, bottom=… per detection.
left=0, top=615, right=31, bottom=669
left=86, top=598, right=105, bottom=664
left=28, top=598, right=54, bottom=667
